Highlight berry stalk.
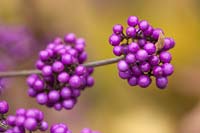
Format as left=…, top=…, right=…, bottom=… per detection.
left=0, top=56, right=124, bottom=78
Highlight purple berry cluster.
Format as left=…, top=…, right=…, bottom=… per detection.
left=27, top=33, right=95, bottom=110
left=6, top=108, right=48, bottom=133
left=109, top=16, right=175, bottom=89
left=50, top=123, right=100, bottom=133
left=0, top=100, right=9, bottom=132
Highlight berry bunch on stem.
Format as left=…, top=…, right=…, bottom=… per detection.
left=27, top=33, right=95, bottom=111
left=109, top=16, right=175, bottom=89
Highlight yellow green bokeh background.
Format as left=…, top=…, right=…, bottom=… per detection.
left=1, top=0, right=200, bottom=133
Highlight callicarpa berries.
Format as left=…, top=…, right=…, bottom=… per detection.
left=27, top=33, right=95, bottom=110
left=5, top=108, right=48, bottom=133
left=109, top=16, right=175, bottom=89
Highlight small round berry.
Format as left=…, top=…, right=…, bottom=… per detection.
left=139, top=62, right=151, bottom=72
left=156, top=77, right=168, bottom=89
left=58, top=72, right=70, bottom=83
left=162, top=63, right=174, bottom=76
left=62, top=54, right=73, bottom=65
left=79, top=51, right=88, bottom=63
left=60, top=87, right=72, bottom=99
left=87, top=76, right=95, bottom=87
left=0, top=100, right=9, bottom=114
left=128, top=42, right=139, bottom=53
left=109, top=34, right=121, bottom=46
left=54, top=103, right=63, bottom=111
left=159, top=51, right=172, bottom=63
left=39, top=121, right=48, bottom=131
left=75, top=65, right=86, bottom=75
left=152, top=28, right=164, bottom=40
left=36, top=93, right=48, bottom=105
left=139, top=20, right=149, bottom=31
left=125, top=53, right=136, bottom=64
left=113, top=24, right=123, bottom=34
left=144, top=25, right=153, bottom=36
left=149, top=56, right=159, bottom=66
left=33, top=79, right=44, bottom=92
left=36, top=60, right=45, bottom=70
left=138, top=75, right=151, bottom=88
left=113, top=46, right=122, bottom=56
left=127, top=16, right=139, bottom=27
left=75, top=43, right=85, bottom=53
left=126, top=27, right=136, bottom=37
left=15, top=116, right=26, bottom=127
left=138, top=39, right=146, bottom=48
left=16, top=108, right=26, bottom=116
left=69, top=75, right=82, bottom=88
left=131, top=66, right=142, bottom=77
left=135, top=49, right=148, bottom=61
left=144, top=43, right=156, bottom=54
left=27, top=74, right=38, bottom=87
left=6, top=115, right=16, bottom=126
left=64, top=33, right=76, bottom=43
left=48, top=90, right=60, bottom=103
left=24, top=117, right=37, bottom=131
left=128, top=76, right=137, bottom=86
left=118, top=71, right=132, bottom=79
left=62, top=99, right=76, bottom=110
left=42, top=65, right=52, bottom=76
left=117, top=60, right=129, bottom=72
left=52, top=61, right=64, bottom=73
left=153, top=66, right=163, bottom=77
left=39, top=50, right=49, bottom=61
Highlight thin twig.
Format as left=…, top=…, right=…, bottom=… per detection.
left=0, top=56, right=124, bottom=78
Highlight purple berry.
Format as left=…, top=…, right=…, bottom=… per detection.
left=117, top=60, right=129, bottom=72
left=109, top=34, right=121, bottom=46
left=139, top=20, right=149, bottom=31
left=127, top=16, right=139, bottom=27
left=128, top=76, right=137, bottom=86
left=125, top=53, right=136, bottom=64
left=113, top=46, right=122, bottom=56
left=156, top=77, right=168, bottom=89
left=0, top=100, right=9, bottom=114
left=138, top=75, right=151, bottom=88
left=52, top=61, right=64, bottom=73
left=69, top=75, right=81, bottom=88
left=143, top=43, right=156, bottom=54
left=24, top=118, right=37, bottom=131
left=135, top=49, right=148, bottom=61
left=162, top=63, right=174, bottom=76
left=58, top=72, right=70, bottom=83
left=126, top=27, right=136, bottom=37
left=113, top=24, right=123, bottom=34
left=128, top=42, right=139, bottom=53
left=159, top=51, right=172, bottom=63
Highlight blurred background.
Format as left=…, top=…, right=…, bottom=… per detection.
left=0, top=0, right=200, bottom=133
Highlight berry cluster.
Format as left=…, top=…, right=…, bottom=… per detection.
left=6, top=108, right=48, bottom=133
left=109, top=16, right=175, bottom=89
left=50, top=123, right=100, bottom=133
left=27, top=33, right=95, bottom=110
left=0, top=100, right=9, bottom=132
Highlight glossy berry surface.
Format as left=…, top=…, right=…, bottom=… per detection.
left=27, top=33, right=95, bottom=110
left=109, top=16, right=175, bottom=89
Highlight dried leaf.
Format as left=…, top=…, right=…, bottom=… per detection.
left=155, top=32, right=165, bottom=52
